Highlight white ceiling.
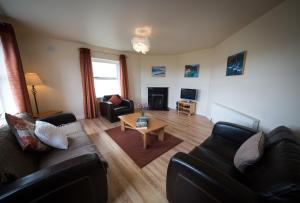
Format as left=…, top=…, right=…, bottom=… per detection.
left=0, top=0, right=284, bottom=54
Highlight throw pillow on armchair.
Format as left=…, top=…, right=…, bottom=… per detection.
left=108, top=95, right=122, bottom=106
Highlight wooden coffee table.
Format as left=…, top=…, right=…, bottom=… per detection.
left=119, top=112, right=168, bottom=149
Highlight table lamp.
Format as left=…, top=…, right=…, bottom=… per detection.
left=25, top=73, right=43, bottom=115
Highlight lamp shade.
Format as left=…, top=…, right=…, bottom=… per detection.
left=25, top=73, right=43, bottom=86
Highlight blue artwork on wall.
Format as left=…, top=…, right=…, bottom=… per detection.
left=184, top=64, right=199, bottom=78
left=152, top=66, right=166, bottom=77
left=226, top=51, right=247, bottom=76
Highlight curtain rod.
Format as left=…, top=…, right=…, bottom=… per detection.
left=92, top=50, right=128, bottom=58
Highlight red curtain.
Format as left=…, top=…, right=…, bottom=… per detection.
left=0, top=22, right=32, bottom=114
left=79, top=48, right=97, bottom=119
left=119, top=54, right=129, bottom=99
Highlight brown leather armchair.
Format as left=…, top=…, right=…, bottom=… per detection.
left=100, top=95, right=134, bottom=122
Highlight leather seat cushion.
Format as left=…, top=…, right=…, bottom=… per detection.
left=39, top=131, right=106, bottom=169
left=113, top=106, right=131, bottom=115
left=39, top=144, right=100, bottom=169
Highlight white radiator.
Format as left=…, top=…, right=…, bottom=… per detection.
left=210, top=103, right=260, bottom=131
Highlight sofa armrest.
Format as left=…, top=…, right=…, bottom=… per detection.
left=0, top=154, right=107, bottom=203
left=39, top=113, right=77, bottom=126
left=100, top=101, right=114, bottom=115
left=121, top=99, right=134, bottom=111
left=167, top=152, right=258, bottom=203
left=212, top=122, right=257, bottom=146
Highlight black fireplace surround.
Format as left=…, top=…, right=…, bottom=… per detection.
left=148, top=87, right=169, bottom=110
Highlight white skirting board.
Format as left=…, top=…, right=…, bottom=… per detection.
left=210, top=103, right=260, bottom=131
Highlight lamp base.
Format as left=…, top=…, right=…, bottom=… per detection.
left=31, top=85, right=39, bottom=115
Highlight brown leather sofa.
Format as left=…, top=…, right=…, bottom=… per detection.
left=0, top=113, right=108, bottom=203
left=167, top=122, right=300, bottom=203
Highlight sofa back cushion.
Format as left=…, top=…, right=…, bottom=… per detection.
left=0, top=124, right=39, bottom=186
left=265, top=126, right=300, bottom=147
left=15, top=112, right=35, bottom=123
left=244, top=127, right=300, bottom=202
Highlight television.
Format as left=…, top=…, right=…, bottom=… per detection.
left=180, top=88, right=198, bottom=101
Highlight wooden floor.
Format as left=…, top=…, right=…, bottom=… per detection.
left=80, top=110, right=213, bottom=203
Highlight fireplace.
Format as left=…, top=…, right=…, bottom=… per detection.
left=148, top=87, right=169, bottom=110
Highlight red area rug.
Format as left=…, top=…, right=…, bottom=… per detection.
left=105, top=126, right=183, bottom=168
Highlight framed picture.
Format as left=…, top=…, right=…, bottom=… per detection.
left=226, top=51, right=247, bottom=76
left=152, top=66, right=166, bottom=77
left=184, top=64, right=199, bottom=78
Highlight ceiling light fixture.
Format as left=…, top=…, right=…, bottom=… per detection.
left=132, top=26, right=152, bottom=54
left=134, top=26, right=152, bottom=37
left=131, top=36, right=150, bottom=54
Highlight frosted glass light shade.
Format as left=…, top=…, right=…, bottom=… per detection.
left=131, top=37, right=150, bottom=54
left=25, top=73, right=43, bottom=86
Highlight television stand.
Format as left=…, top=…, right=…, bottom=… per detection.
left=176, top=100, right=196, bottom=116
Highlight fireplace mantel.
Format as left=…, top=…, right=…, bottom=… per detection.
left=147, top=87, right=169, bottom=88
left=147, top=87, right=169, bottom=110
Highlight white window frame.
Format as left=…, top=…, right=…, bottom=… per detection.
left=92, top=58, right=120, bottom=98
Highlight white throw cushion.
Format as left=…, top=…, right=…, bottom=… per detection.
left=234, top=132, right=265, bottom=172
left=35, top=121, right=68, bottom=149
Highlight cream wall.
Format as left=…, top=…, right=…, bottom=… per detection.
left=17, top=33, right=141, bottom=119
left=177, top=49, right=213, bottom=115
left=140, top=49, right=212, bottom=115
left=207, top=0, right=300, bottom=132
left=140, top=55, right=178, bottom=108
left=139, top=0, right=300, bottom=132
left=15, top=0, right=300, bottom=132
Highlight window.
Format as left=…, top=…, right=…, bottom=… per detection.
left=92, top=58, right=120, bottom=98
left=0, top=38, right=17, bottom=115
